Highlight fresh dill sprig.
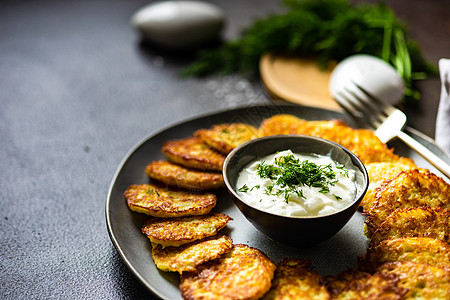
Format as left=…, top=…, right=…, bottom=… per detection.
left=180, top=0, right=436, bottom=103
left=238, top=184, right=249, bottom=192
left=256, top=154, right=346, bottom=203
left=250, top=185, right=260, bottom=191
left=146, top=189, right=160, bottom=197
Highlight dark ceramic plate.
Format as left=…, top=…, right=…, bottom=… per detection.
left=106, top=104, right=450, bottom=300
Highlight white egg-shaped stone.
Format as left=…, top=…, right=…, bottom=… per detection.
left=131, top=1, right=226, bottom=50
left=329, top=54, right=405, bottom=105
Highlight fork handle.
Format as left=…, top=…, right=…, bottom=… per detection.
left=398, top=131, right=450, bottom=179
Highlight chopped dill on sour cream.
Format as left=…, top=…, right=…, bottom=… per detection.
left=236, top=150, right=356, bottom=217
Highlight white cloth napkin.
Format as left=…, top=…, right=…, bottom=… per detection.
left=435, top=58, right=450, bottom=155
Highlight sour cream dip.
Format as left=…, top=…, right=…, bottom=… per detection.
left=236, top=150, right=357, bottom=217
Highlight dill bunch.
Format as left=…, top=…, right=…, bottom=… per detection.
left=181, top=0, right=436, bottom=103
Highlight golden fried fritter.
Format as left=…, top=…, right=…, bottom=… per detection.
left=151, top=234, right=233, bottom=273
left=364, top=169, right=450, bottom=237
left=326, top=269, right=407, bottom=300
left=349, top=145, right=403, bottom=165
left=263, top=258, right=330, bottom=300
left=179, top=244, right=276, bottom=300
left=362, top=162, right=418, bottom=212
left=320, top=126, right=384, bottom=150
left=141, top=212, right=232, bottom=247
left=324, top=126, right=414, bottom=165
left=259, top=114, right=409, bottom=165
left=368, top=207, right=450, bottom=248
left=261, top=114, right=370, bottom=146
left=194, top=123, right=260, bottom=154
left=259, top=114, right=307, bottom=136
left=359, top=237, right=450, bottom=273
left=292, top=119, right=349, bottom=138
left=377, top=261, right=450, bottom=299
left=161, top=137, right=225, bottom=171
left=125, top=184, right=216, bottom=217
left=145, top=160, right=224, bottom=190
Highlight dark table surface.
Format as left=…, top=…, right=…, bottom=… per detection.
left=1, top=0, right=449, bottom=299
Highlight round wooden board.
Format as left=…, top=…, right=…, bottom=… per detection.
left=260, top=53, right=340, bottom=110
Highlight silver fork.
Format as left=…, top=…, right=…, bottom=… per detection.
left=333, top=82, right=450, bottom=179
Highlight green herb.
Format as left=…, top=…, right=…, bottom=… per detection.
left=336, top=163, right=349, bottom=177
left=146, top=189, right=160, bottom=197
left=334, top=194, right=342, bottom=201
left=181, top=0, right=436, bottom=103
left=282, top=189, right=290, bottom=203
left=238, top=184, right=249, bottom=192
left=257, top=154, right=346, bottom=202
left=239, top=184, right=260, bottom=193
left=296, top=189, right=305, bottom=199
left=319, top=186, right=330, bottom=194
left=257, top=161, right=277, bottom=180
left=265, top=185, right=274, bottom=195
left=250, top=185, right=260, bottom=191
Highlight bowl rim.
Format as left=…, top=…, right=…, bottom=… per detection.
left=223, top=134, right=369, bottom=219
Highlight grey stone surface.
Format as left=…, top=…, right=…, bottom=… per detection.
left=1, top=0, right=448, bottom=299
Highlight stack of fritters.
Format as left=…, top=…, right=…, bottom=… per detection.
left=143, top=122, right=260, bottom=191
left=358, top=158, right=450, bottom=298
left=363, top=169, right=450, bottom=236
left=260, top=114, right=415, bottom=165
left=124, top=122, right=278, bottom=299
left=123, top=114, right=450, bottom=299
left=261, top=114, right=450, bottom=299
left=125, top=183, right=235, bottom=275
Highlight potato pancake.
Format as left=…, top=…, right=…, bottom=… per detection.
left=368, top=207, right=450, bottom=247
left=145, top=160, right=224, bottom=190
left=259, top=114, right=307, bottom=136
left=161, top=137, right=225, bottom=171
left=261, top=115, right=352, bottom=142
left=320, top=125, right=384, bottom=150
left=263, top=258, right=330, bottom=300
left=364, top=169, right=450, bottom=237
left=326, top=269, right=406, bottom=300
left=359, top=237, right=450, bottom=273
left=349, top=145, right=405, bottom=165
left=362, top=162, right=417, bottom=212
left=318, top=125, right=413, bottom=165
left=125, top=184, right=216, bottom=217
left=194, top=123, right=260, bottom=154
left=259, top=114, right=410, bottom=165
left=179, top=244, right=276, bottom=300
left=151, top=234, right=233, bottom=273
left=377, top=261, right=450, bottom=299
left=141, top=212, right=232, bottom=247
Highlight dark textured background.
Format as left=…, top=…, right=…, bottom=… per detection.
left=1, top=0, right=449, bottom=299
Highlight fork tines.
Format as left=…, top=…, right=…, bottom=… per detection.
left=333, top=81, right=395, bottom=129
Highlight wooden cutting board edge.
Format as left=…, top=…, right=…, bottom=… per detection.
left=259, top=53, right=340, bottom=110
